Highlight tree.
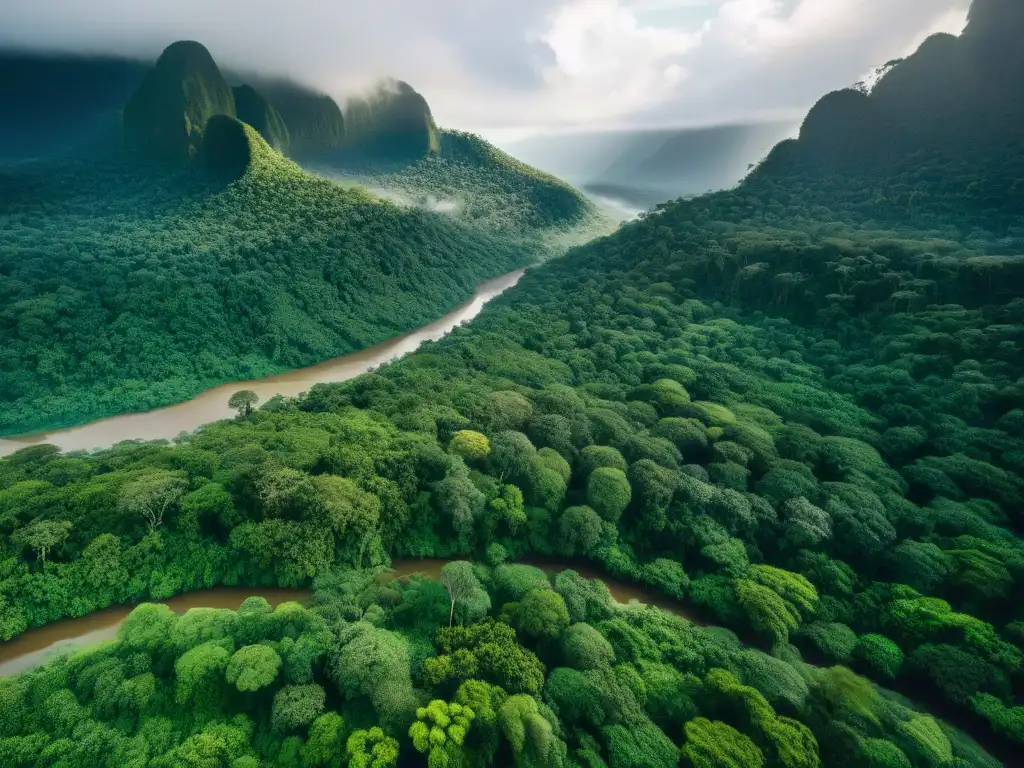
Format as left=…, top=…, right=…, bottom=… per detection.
left=561, top=622, right=615, bottom=670
left=853, top=634, right=904, bottom=680
left=494, top=564, right=550, bottom=603
left=682, top=717, right=765, bottom=768
left=603, top=721, right=678, bottom=768
left=554, top=570, right=615, bottom=624
left=579, top=445, right=628, bottom=477
left=333, top=623, right=416, bottom=730
left=557, top=505, right=603, bottom=557
left=780, top=497, right=832, bottom=551
left=587, top=467, right=632, bottom=522
left=735, top=580, right=801, bottom=644
left=225, top=644, right=282, bottom=692
left=499, top=694, right=566, bottom=767
left=435, top=458, right=485, bottom=539
left=228, top=390, right=259, bottom=417
left=450, top=430, right=491, bottom=461
left=12, top=519, right=71, bottom=571
left=512, top=589, right=570, bottom=641
left=346, top=727, right=399, bottom=768
left=639, top=558, right=690, bottom=600
left=408, top=699, right=475, bottom=768
left=455, top=680, right=508, bottom=764
left=439, top=561, right=488, bottom=627
left=272, top=684, right=326, bottom=732
left=301, top=711, right=345, bottom=767
left=119, top=470, right=188, bottom=532
left=174, top=641, right=231, bottom=708
left=489, top=431, right=537, bottom=484
left=489, top=484, right=527, bottom=533
left=428, top=620, right=546, bottom=694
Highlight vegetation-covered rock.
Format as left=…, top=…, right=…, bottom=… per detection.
left=252, top=78, right=346, bottom=157
left=343, top=79, right=440, bottom=161
left=232, top=84, right=290, bottom=153
left=122, top=40, right=235, bottom=161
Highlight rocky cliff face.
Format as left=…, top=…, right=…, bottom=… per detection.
left=343, top=79, right=440, bottom=161
left=253, top=80, right=346, bottom=157
left=232, top=85, right=290, bottom=154
left=123, top=41, right=235, bottom=161
left=756, top=0, right=1024, bottom=176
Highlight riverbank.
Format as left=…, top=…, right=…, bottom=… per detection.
left=0, top=269, right=525, bottom=458
left=0, top=557, right=1013, bottom=764
left=0, top=557, right=698, bottom=679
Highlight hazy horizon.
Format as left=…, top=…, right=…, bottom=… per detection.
left=0, top=0, right=971, bottom=144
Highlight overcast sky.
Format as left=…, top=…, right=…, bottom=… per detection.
left=0, top=0, right=971, bottom=142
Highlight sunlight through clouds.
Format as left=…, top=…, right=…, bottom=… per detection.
left=0, top=0, right=973, bottom=134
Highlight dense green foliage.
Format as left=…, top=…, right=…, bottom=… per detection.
left=316, top=130, right=610, bottom=245
left=0, top=126, right=592, bottom=435
left=3, top=131, right=1021, bottom=756
left=0, top=40, right=608, bottom=436
left=0, top=565, right=1003, bottom=767
left=2, top=2, right=1023, bottom=763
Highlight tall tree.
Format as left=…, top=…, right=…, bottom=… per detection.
left=12, top=519, right=71, bottom=571
left=228, top=390, right=259, bottom=417
left=440, top=560, right=484, bottom=627
left=119, top=470, right=188, bottom=532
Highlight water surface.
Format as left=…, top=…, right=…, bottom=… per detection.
left=0, top=557, right=694, bottom=677
left=0, top=587, right=310, bottom=678
left=0, top=270, right=524, bottom=458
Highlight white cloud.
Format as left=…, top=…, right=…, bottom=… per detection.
left=532, top=0, right=701, bottom=121
left=0, top=0, right=973, bottom=135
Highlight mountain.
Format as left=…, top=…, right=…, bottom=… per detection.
left=198, top=114, right=269, bottom=175
left=243, top=77, right=346, bottom=157
left=757, top=0, right=1024, bottom=177
left=507, top=122, right=796, bottom=210
left=0, top=128, right=539, bottom=435
left=232, top=84, right=290, bottom=153
left=122, top=40, right=235, bottom=162
left=0, top=41, right=609, bottom=435
left=309, top=130, right=611, bottom=246
left=341, top=79, right=441, bottom=161
left=0, top=1, right=1022, bottom=764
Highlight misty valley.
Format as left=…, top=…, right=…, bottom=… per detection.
left=0, top=1, right=1023, bottom=767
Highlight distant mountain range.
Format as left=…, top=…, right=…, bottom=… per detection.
left=0, top=42, right=439, bottom=165
left=504, top=121, right=797, bottom=211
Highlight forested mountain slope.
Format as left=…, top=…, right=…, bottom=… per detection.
left=313, top=130, right=611, bottom=246
left=0, top=43, right=608, bottom=435
left=0, top=126, right=537, bottom=435
left=2, top=161, right=1021, bottom=764
left=0, top=1, right=1021, bottom=765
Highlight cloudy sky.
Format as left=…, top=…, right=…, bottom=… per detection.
left=0, top=0, right=971, bottom=141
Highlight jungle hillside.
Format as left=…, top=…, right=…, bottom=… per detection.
left=1, top=2, right=1023, bottom=767
left=0, top=41, right=611, bottom=436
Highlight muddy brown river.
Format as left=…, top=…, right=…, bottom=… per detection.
left=0, top=560, right=1010, bottom=765
left=0, top=269, right=525, bottom=458
left=0, top=558, right=696, bottom=678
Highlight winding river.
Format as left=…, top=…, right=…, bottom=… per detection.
left=0, top=269, right=525, bottom=458
left=0, top=560, right=1009, bottom=763
left=0, top=558, right=697, bottom=678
